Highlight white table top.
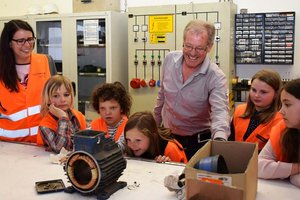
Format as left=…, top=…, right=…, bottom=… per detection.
left=0, top=141, right=299, bottom=200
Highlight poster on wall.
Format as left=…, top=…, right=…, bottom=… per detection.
left=83, top=19, right=99, bottom=45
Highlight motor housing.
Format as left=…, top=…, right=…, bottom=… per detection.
left=64, top=130, right=127, bottom=199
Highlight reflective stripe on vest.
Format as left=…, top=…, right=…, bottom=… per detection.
left=0, top=126, right=38, bottom=138
left=0, top=105, right=40, bottom=121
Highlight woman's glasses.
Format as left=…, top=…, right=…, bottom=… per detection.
left=11, top=37, right=36, bottom=46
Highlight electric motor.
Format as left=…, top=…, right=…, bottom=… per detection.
left=64, top=130, right=127, bottom=199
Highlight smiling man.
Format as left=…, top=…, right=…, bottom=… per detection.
left=154, top=19, right=230, bottom=160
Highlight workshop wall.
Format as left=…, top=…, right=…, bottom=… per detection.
left=0, top=0, right=298, bottom=79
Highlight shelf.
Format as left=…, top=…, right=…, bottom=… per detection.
left=78, top=100, right=90, bottom=104
left=37, top=44, right=62, bottom=47
left=78, top=72, right=106, bottom=76
left=77, top=43, right=106, bottom=48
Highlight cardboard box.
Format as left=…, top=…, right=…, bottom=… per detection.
left=73, top=0, right=120, bottom=12
left=185, top=140, right=258, bottom=200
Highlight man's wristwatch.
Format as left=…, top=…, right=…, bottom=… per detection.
left=214, top=137, right=226, bottom=141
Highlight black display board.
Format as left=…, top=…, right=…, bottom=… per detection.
left=235, top=12, right=295, bottom=65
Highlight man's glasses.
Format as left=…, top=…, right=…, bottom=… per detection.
left=11, top=37, right=36, bottom=46
left=183, top=43, right=207, bottom=53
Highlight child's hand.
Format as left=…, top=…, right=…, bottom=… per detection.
left=49, top=104, right=68, bottom=119
left=290, top=174, right=300, bottom=187
left=155, top=155, right=171, bottom=163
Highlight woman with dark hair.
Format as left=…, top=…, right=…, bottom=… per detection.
left=124, top=111, right=187, bottom=163
left=258, top=78, right=300, bottom=187
left=230, top=69, right=283, bottom=151
left=0, top=20, right=52, bottom=144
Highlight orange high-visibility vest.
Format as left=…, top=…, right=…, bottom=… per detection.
left=0, top=53, right=51, bottom=143
left=164, top=140, right=188, bottom=163
left=90, top=115, right=128, bottom=141
left=269, top=120, right=287, bottom=162
left=36, top=109, right=87, bottom=146
left=233, top=104, right=283, bottom=150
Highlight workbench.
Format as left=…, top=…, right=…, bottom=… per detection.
left=0, top=141, right=299, bottom=200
